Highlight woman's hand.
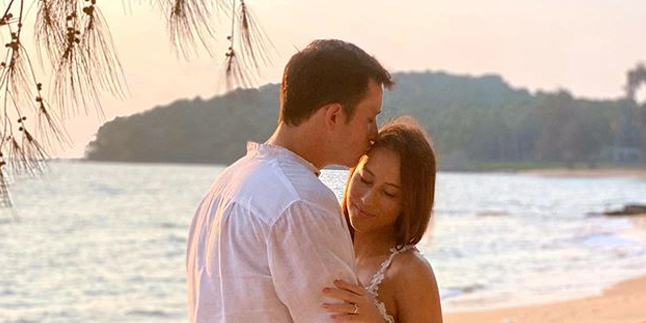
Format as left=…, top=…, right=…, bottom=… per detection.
left=322, top=279, right=384, bottom=322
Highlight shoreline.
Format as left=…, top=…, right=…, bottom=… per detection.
left=444, top=273, right=646, bottom=323
left=444, top=214, right=646, bottom=323
left=519, top=167, right=646, bottom=179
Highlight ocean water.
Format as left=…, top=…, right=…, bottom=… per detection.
left=1, top=161, right=645, bottom=322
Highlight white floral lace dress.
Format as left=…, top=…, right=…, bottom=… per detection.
left=365, top=245, right=416, bottom=323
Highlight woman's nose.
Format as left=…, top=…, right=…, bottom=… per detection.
left=360, top=188, right=377, bottom=205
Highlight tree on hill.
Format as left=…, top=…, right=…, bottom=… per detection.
left=85, top=71, right=640, bottom=170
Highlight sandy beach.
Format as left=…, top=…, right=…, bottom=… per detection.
left=444, top=274, right=646, bottom=323
left=445, top=214, right=646, bottom=323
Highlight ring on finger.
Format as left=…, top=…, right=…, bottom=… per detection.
left=352, top=303, right=360, bottom=314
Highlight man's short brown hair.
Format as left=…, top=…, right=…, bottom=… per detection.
left=279, top=39, right=393, bottom=126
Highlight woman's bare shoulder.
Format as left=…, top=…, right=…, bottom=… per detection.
left=390, top=249, right=436, bottom=282
left=389, top=249, right=443, bottom=322
left=388, top=250, right=439, bottom=300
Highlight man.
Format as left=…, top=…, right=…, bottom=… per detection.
left=186, top=39, right=393, bottom=322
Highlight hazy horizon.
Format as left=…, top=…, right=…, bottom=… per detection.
left=20, top=0, right=646, bottom=157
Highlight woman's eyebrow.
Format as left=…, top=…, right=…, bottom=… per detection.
left=364, top=167, right=400, bottom=189
left=384, top=182, right=401, bottom=189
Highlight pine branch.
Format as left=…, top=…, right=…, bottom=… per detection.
left=0, top=0, right=274, bottom=211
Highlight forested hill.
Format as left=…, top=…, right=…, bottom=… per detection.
left=85, top=71, right=644, bottom=170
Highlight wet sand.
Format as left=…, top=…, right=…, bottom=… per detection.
left=444, top=274, right=646, bottom=323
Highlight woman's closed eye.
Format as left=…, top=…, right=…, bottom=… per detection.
left=383, top=189, right=398, bottom=198
left=358, top=174, right=372, bottom=185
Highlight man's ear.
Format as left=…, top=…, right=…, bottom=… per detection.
left=323, top=103, right=343, bottom=128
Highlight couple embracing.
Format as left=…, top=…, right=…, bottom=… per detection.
left=186, top=39, right=443, bottom=323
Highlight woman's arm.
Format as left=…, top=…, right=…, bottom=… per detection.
left=393, top=258, right=443, bottom=323
left=322, top=279, right=385, bottom=322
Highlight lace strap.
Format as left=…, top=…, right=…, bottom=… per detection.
left=366, top=245, right=416, bottom=296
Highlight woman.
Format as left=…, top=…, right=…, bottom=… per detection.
left=323, top=116, right=443, bottom=322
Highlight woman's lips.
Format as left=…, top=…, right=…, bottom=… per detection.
left=352, top=203, right=376, bottom=218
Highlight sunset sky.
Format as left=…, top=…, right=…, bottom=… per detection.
left=28, top=0, right=646, bottom=157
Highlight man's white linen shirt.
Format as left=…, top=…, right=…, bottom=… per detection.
left=186, top=142, right=357, bottom=323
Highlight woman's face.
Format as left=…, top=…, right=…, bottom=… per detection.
left=347, top=147, right=402, bottom=234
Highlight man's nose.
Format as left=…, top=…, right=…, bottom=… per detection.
left=369, top=124, right=378, bottom=144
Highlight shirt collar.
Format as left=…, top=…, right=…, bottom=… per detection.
left=246, top=142, right=321, bottom=177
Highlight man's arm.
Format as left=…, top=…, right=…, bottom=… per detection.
left=268, top=200, right=357, bottom=322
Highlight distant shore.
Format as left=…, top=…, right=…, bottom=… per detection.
left=520, top=167, right=646, bottom=179
left=444, top=273, right=646, bottom=323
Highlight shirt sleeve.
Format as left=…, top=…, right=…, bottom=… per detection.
left=268, top=200, right=358, bottom=323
